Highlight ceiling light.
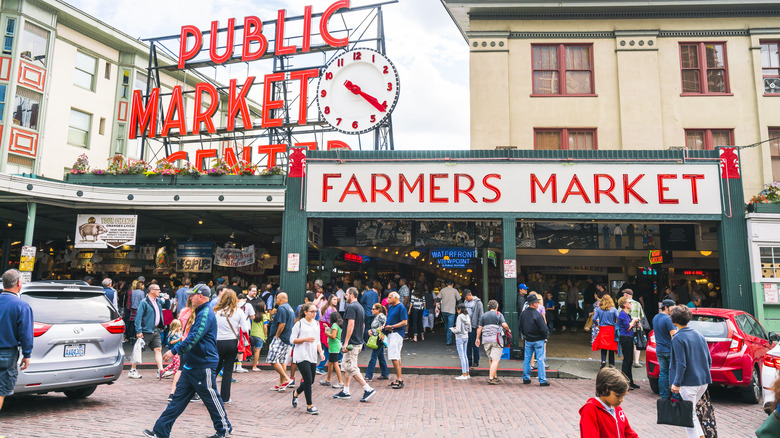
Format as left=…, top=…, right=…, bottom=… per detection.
left=410, top=250, right=421, bottom=258
left=395, top=250, right=399, bottom=255
left=558, top=248, right=570, bottom=254
left=385, top=248, right=389, bottom=252
left=467, top=269, right=473, bottom=273
left=66, top=235, right=72, bottom=242
left=198, top=219, right=203, bottom=225
left=700, top=250, right=712, bottom=257
left=6, top=222, right=11, bottom=227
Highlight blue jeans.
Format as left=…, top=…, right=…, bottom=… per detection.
left=316, top=343, right=328, bottom=371
left=467, top=329, right=480, bottom=366
left=523, top=340, right=547, bottom=384
left=657, top=352, right=671, bottom=399
left=153, top=367, right=231, bottom=438
left=365, top=341, right=388, bottom=379
left=443, top=312, right=456, bottom=344
left=456, top=338, right=469, bottom=374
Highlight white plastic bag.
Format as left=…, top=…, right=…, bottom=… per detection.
left=131, top=338, right=145, bottom=364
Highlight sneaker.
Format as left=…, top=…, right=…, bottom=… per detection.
left=234, top=366, right=248, bottom=374
left=167, top=393, right=174, bottom=402
left=315, top=368, right=325, bottom=375
left=251, top=368, right=261, bottom=372
left=364, top=376, right=373, bottom=382
left=306, top=406, right=319, bottom=415
left=332, top=383, right=344, bottom=389
left=487, top=378, right=500, bottom=385
left=629, top=383, right=641, bottom=390
left=292, top=392, right=298, bottom=408
left=319, top=380, right=331, bottom=386
left=540, top=382, right=551, bottom=387
left=632, top=363, right=643, bottom=368
left=332, top=390, right=351, bottom=399
left=190, top=393, right=201, bottom=402
left=271, top=384, right=283, bottom=391
left=143, top=429, right=160, bottom=438
left=224, top=398, right=232, bottom=404
left=162, top=370, right=174, bottom=379
left=377, top=375, right=389, bottom=380
left=280, top=379, right=294, bottom=390
left=128, top=369, right=142, bottom=379
left=522, top=379, right=532, bottom=385
left=157, top=370, right=164, bottom=380
left=360, top=389, right=376, bottom=402
left=455, top=375, right=470, bottom=380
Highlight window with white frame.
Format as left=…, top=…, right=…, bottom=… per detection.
left=19, top=21, right=48, bottom=67
left=761, top=41, right=780, bottom=94
left=760, top=247, right=780, bottom=278
left=12, top=87, right=40, bottom=129
left=68, top=108, right=92, bottom=148
left=3, top=18, right=16, bottom=55
left=74, top=51, right=97, bottom=91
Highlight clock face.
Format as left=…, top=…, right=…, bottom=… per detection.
left=316, top=48, right=400, bottom=135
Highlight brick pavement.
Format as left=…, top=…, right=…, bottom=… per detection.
left=0, top=370, right=766, bottom=438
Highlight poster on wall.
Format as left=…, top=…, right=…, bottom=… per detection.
left=517, top=221, right=536, bottom=248
left=215, top=245, right=255, bottom=267
left=598, top=224, right=659, bottom=250
left=764, top=283, right=779, bottom=304
left=356, top=220, right=413, bottom=246
left=176, top=242, right=213, bottom=273
left=660, top=224, right=696, bottom=251
left=324, top=219, right=357, bottom=247
left=535, top=223, right=598, bottom=249
left=74, top=214, right=137, bottom=249
left=475, top=220, right=502, bottom=248
left=414, top=221, right=473, bottom=247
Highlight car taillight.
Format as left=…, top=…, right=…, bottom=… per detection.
left=729, top=335, right=744, bottom=353
left=101, top=318, right=125, bottom=334
left=764, top=354, right=780, bottom=369
left=33, top=322, right=52, bottom=337
left=648, top=333, right=656, bottom=347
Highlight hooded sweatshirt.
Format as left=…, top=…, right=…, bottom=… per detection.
left=578, top=397, right=639, bottom=438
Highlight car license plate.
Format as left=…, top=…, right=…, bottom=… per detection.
left=64, top=344, right=86, bottom=358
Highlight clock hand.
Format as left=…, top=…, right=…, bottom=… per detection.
left=344, top=80, right=387, bottom=113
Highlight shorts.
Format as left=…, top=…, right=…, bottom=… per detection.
left=142, top=330, right=162, bottom=350
left=328, top=352, right=340, bottom=363
left=0, top=348, right=20, bottom=397
left=250, top=336, right=265, bottom=350
left=342, top=345, right=362, bottom=377
left=266, top=337, right=291, bottom=364
left=483, top=342, right=503, bottom=361
left=387, top=332, right=403, bottom=361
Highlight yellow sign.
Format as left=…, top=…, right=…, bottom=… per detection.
left=19, top=245, right=36, bottom=272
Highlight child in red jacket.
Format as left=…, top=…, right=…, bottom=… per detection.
left=579, top=367, right=639, bottom=438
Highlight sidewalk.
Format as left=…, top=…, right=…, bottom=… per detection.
left=124, top=328, right=641, bottom=380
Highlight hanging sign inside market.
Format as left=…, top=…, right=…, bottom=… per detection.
left=74, top=215, right=138, bottom=249
left=215, top=245, right=256, bottom=267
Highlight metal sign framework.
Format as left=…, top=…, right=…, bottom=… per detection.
left=137, top=1, right=397, bottom=168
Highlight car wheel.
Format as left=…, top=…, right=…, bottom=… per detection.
left=649, top=377, right=659, bottom=394
left=741, top=367, right=761, bottom=404
left=63, top=385, right=97, bottom=399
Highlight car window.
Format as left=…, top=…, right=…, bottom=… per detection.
left=688, top=315, right=728, bottom=338
left=21, top=292, right=118, bottom=324
left=744, top=315, right=768, bottom=340
left=735, top=314, right=751, bottom=336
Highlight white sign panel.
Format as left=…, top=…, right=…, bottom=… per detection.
left=504, top=259, right=517, bottom=279
left=305, top=162, right=722, bottom=214
left=287, top=253, right=300, bottom=272
left=214, top=245, right=255, bottom=267
left=764, top=283, right=779, bottom=304
left=75, top=215, right=138, bottom=249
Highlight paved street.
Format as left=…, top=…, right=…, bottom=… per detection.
left=0, top=369, right=767, bottom=437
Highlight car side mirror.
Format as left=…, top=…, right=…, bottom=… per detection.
left=770, top=332, right=780, bottom=343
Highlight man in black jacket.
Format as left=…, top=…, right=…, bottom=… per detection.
left=519, top=295, right=550, bottom=386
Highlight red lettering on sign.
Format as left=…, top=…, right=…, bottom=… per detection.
left=129, top=88, right=159, bottom=139
left=210, top=19, right=235, bottom=64
left=562, top=175, right=591, bottom=203
left=289, top=69, right=319, bottom=125
left=657, top=174, right=679, bottom=204
left=166, top=150, right=188, bottom=164
left=194, top=149, right=217, bottom=171
left=594, top=174, right=618, bottom=204
left=326, top=140, right=351, bottom=150
left=257, top=144, right=287, bottom=169
left=682, top=174, right=704, bottom=204
left=623, top=174, right=648, bottom=204
left=454, top=174, right=477, bottom=203
left=483, top=174, right=501, bottom=203
left=261, top=73, right=285, bottom=128
left=430, top=174, right=449, bottom=203
left=275, top=9, right=297, bottom=56
left=399, top=174, right=424, bottom=202
left=320, top=1, right=350, bottom=47
left=340, top=174, right=367, bottom=203
left=161, top=86, right=187, bottom=136
left=241, top=16, right=267, bottom=62
left=178, top=25, right=202, bottom=69
left=322, top=173, right=341, bottom=202
left=193, top=83, right=219, bottom=134
left=530, top=174, right=556, bottom=203
left=227, top=77, right=254, bottom=131
left=301, top=6, right=312, bottom=53
left=371, top=174, right=393, bottom=202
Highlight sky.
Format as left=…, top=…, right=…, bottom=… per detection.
left=66, top=0, right=471, bottom=151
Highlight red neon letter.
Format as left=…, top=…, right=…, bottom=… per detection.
left=302, top=6, right=312, bottom=53
left=339, top=174, right=367, bottom=203
left=320, top=1, right=350, bottom=48
left=399, top=174, right=424, bottom=202
left=257, top=144, right=287, bottom=169
left=161, top=86, right=186, bottom=137
left=227, top=77, right=254, bottom=131
left=209, top=18, right=234, bottom=64
left=178, top=25, right=202, bottom=69
left=262, top=72, right=285, bottom=128
left=623, top=174, right=648, bottom=204
left=242, top=16, right=268, bottom=62
left=530, top=174, right=556, bottom=203
left=289, top=69, right=319, bottom=125
left=483, top=174, right=501, bottom=203
left=294, top=142, right=318, bottom=151
left=323, top=173, right=341, bottom=202
left=594, top=174, right=618, bottom=204
left=682, top=174, right=705, bottom=204
left=371, top=174, right=393, bottom=202
left=223, top=148, right=240, bottom=172
left=165, top=150, right=188, bottom=164
left=192, top=83, right=219, bottom=134
left=327, top=140, right=351, bottom=150
left=657, top=174, right=679, bottom=204
left=454, top=174, right=477, bottom=203
left=275, top=9, right=297, bottom=55
left=129, top=88, right=159, bottom=139
left=194, top=149, right=217, bottom=171
left=562, top=175, right=591, bottom=203
left=429, top=174, right=449, bottom=203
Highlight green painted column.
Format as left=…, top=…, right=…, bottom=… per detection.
left=482, top=249, right=489, bottom=305
left=24, top=202, right=36, bottom=246
left=280, top=176, right=307, bottom=307
left=502, top=216, right=518, bottom=332
left=716, top=147, right=753, bottom=312
left=320, top=248, right=338, bottom=284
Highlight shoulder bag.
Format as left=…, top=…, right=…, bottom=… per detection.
left=634, top=327, right=648, bottom=350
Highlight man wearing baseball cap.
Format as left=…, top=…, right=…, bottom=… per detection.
left=652, top=299, right=679, bottom=399
left=144, top=283, right=232, bottom=438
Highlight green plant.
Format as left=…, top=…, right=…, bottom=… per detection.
left=206, top=158, right=231, bottom=176
left=751, top=183, right=780, bottom=204
left=69, top=154, right=90, bottom=174
left=260, top=165, right=286, bottom=176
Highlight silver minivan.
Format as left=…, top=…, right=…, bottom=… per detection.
left=11, top=281, right=124, bottom=399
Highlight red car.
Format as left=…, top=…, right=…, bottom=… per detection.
left=646, top=308, right=778, bottom=404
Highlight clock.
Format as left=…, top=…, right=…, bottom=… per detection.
left=316, top=48, right=400, bottom=135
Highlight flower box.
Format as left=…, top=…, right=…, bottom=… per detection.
left=65, top=174, right=174, bottom=186
left=65, top=173, right=285, bottom=188
left=747, top=203, right=780, bottom=214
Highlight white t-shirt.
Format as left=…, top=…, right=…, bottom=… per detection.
left=215, top=307, right=250, bottom=341
left=291, top=317, right=320, bottom=363
left=336, top=289, right=346, bottom=312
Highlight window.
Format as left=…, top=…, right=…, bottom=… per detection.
left=6, top=154, right=33, bottom=174
left=68, top=108, right=92, bottom=148
left=19, top=21, right=48, bottom=67
left=680, top=43, right=729, bottom=94
left=535, top=128, right=597, bottom=150
left=104, top=61, right=111, bottom=80
left=3, top=18, right=16, bottom=55
left=12, top=88, right=40, bottom=129
left=760, top=247, right=780, bottom=278
left=532, top=44, right=594, bottom=95
left=74, top=51, right=97, bottom=90
left=684, top=129, right=733, bottom=150
left=0, top=84, right=7, bottom=121
left=761, top=41, right=780, bottom=94
left=771, top=128, right=780, bottom=189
